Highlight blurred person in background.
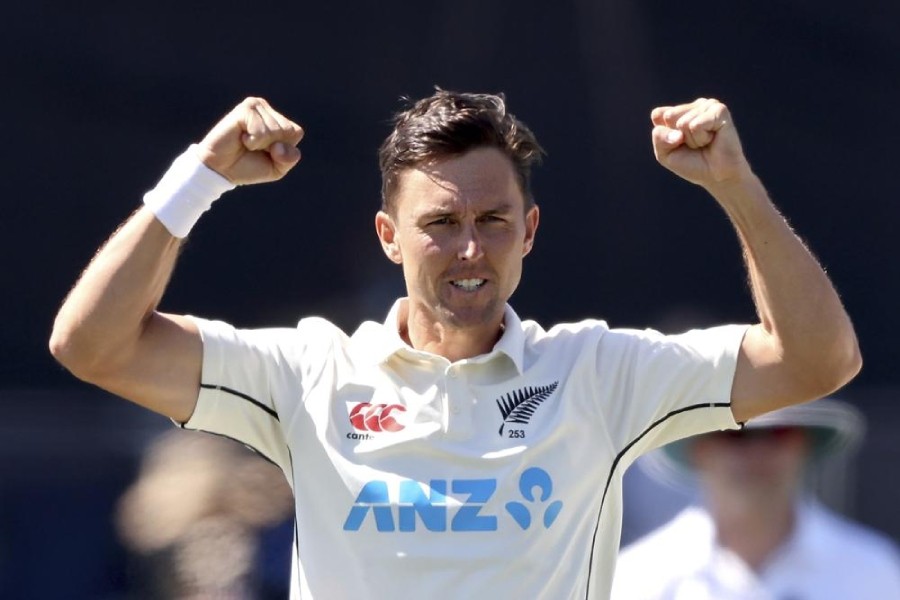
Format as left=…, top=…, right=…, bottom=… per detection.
left=117, top=429, right=293, bottom=599
left=49, top=91, right=861, bottom=599
left=611, top=398, right=900, bottom=599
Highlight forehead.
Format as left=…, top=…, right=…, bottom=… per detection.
left=392, top=147, right=524, bottom=216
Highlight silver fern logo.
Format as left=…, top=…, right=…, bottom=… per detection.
left=495, top=382, right=559, bottom=436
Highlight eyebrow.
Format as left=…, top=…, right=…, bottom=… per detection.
left=480, top=202, right=515, bottom=215
left=417, top=201, right=515, bottom=218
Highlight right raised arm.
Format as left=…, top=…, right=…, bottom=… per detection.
left=49, top=97, right=304, bottom=423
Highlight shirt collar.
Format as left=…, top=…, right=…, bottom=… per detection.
left=349, top=298, right=525, bottom=374
left=492, top=303, right=526, bottom=374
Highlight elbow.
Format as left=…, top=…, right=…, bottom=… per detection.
left=804, top=331, right=863, bottom=399
left=49, top=320, right=74, bottom=369
left=49, top=320, right=110, bottom=384
left=49, top=322, right=87, bottom=379
left=833, top=334, right=863, bottom=389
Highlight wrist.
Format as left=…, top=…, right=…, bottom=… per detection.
left=706, top=172, right=780, bottom=231
left=704, top=170, right=763, bottom=202
left=142, top=145, right=236, bottom=238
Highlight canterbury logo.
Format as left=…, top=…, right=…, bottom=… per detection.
left=495, top=382, right=559, bottom=436
left=349, top=403, right=407, bottom=432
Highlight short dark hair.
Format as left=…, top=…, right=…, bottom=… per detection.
left=378, top=89, right=544, bottom=214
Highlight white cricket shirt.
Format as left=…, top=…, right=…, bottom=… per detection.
left=184, top=299, right=746, bottom=599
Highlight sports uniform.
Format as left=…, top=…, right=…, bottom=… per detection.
left=181, top=298, right=747, bottom=599
left=49, top=92, right=861, bottom=600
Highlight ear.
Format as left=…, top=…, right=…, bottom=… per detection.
left=375, top=211, right=403, bottom=264
left=522, top=205, right=540, bottom=257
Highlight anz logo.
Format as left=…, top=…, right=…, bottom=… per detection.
left=343, top=467, right=563, bottom=533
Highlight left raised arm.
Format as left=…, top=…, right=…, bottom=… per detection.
left=650, top=98, right=861, bottom=422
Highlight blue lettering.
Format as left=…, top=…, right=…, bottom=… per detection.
left=451, top=479, right=498, bottom=531
left=343, top=470, right=559, bottom=534
left=343, top=481, right=395, bottom=531
left=398, top=480, right=447, bottom=532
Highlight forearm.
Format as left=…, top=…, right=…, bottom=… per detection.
left=709, top=174, right=861, bottom=406
left=650, top=98, right=861, bottom=418
left=49, top=98, right=301, bottom=420
left=50, top=208, right=183, bottom=377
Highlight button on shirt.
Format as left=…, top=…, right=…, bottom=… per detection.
left=611, top=502, right=900, bottom=600
left=183, top=299, right=747, bottom=599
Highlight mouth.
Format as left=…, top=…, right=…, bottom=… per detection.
left=450, top=278, right=487, bottom=292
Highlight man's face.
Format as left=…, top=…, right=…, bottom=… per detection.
left=375, top=147, right=539, bottom=332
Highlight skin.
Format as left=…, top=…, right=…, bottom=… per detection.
left=374, top=148, right=539, bottom=362
left=689, top=428, right=810, bottom=572
left=48, top=98, right=303, bottom=423
left=650, top=98, right=860, bottom=422
left=49, top=96, right=860, bottom=426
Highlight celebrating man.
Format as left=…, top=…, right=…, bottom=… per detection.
left=50, top=91, right=860, bottom=598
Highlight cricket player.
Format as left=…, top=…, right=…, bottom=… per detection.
left=50, top=91, right=860, bottom=598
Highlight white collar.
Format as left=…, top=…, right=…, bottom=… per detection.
left=348, top=298, right=525, bottom=374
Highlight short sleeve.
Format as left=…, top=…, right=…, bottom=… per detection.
left=180, top=316, right=294, bottom=476
left=599, top=324, right=748, bottom=459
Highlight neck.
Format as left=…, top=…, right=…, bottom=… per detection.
left=708, top=488, right=797, bottom=572
left=400, top=300, right=504, bottom=361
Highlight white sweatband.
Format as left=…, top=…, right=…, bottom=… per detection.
left=142, top=144, right=236, bottom=238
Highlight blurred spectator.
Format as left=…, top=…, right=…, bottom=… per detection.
left=612, top=398, right=900, bottom=599
left=116, top=430, right=294, bottom=599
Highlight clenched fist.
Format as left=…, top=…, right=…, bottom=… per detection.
left=195, top=97, right=304, bottom=185
left=650, top=98, right=752, bottom=190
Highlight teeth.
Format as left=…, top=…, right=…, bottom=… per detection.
left=452, top=279, right=485, bottom=291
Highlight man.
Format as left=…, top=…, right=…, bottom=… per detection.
left=50, top=91, right=860, bottom=599
left=611, top=398, right=900, bottom=599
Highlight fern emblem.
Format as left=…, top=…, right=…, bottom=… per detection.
left=495, top=382, right=559, bottom=436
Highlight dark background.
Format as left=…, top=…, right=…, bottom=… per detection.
left=3, top=1, right=898, bottom=597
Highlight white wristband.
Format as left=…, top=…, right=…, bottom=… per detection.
left=142, top=144, right=236, bottom=238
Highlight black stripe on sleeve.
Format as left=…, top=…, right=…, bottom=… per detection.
left=200, top=382, right=280, bottom=421
left=583, top=401, right=731, bottom=598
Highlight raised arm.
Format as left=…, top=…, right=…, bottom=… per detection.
left=49, top=97, right=304, bottom=423
left=649, top=98, right=861, bottom=422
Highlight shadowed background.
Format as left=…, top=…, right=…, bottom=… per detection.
left=2, top=1, right=897, bottom=597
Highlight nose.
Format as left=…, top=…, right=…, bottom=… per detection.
left=457, top=223, right=484, bottom=261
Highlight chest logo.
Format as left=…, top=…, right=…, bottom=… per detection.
left=342, top=466, right=563, bottom=532
left=495, top=382, right=559, bottom=436
left=349, top=403, right=407, bottom=432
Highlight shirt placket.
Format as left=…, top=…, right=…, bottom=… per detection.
left=443, top=363, right=474, bottom=440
